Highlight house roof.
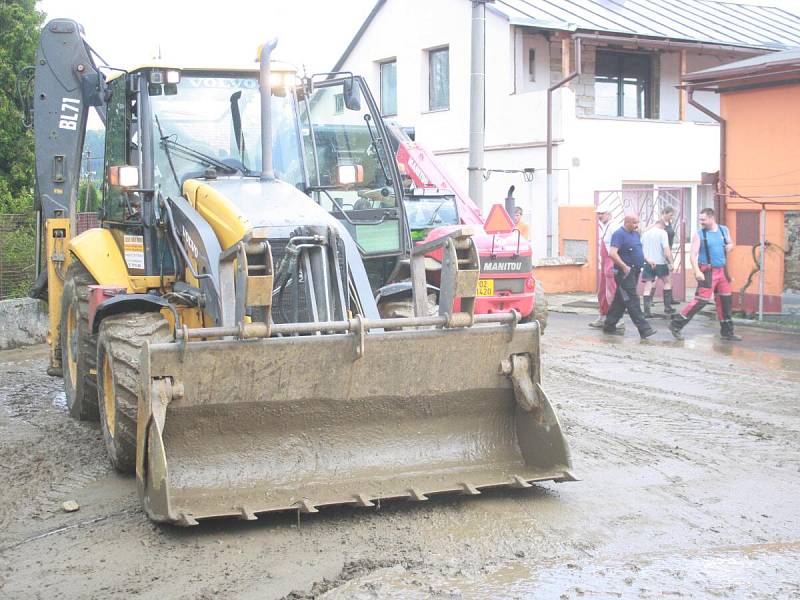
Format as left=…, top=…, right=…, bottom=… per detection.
left=683, top=46, right=800, bottom=88
left=491, top=0, right=800, bottom=50
left=332, top=0, right=388, bottom=73
left=332, top=0, right=800, bottom=74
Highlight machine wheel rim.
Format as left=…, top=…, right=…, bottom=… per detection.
left=102, top=351, right=115, bottom=437
left=65, top=304, right=78, bottom=389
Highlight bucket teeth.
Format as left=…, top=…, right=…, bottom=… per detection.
left=352, top=494, right=376, bottom=508
left=408, top=488, right=429, bottom=502
left=296, top=499, right=319, bottom=514
left=237, top=506, right=257, bottom=521
left=511, top=475, right=533, bottom=489
left=177, top=512, right=199, bottom=526
left=460, top=482, right=481, bottom=496
left=139, top=319, right=575, bottom=525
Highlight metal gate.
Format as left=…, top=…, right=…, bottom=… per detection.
left=594, top=188, right=687, bottom=302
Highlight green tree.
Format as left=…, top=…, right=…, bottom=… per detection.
left=0, top=0, right=44, bottom=213
left=78, top=179, right=100, bottom=212
left=83, top=128, right=106, bottom=175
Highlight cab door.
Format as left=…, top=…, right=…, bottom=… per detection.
left=301, top=76, right=410, bottom=263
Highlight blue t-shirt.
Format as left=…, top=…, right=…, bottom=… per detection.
left=610, top=227, right=645, bottom=268
left=698, top=225, right=730, bottom=267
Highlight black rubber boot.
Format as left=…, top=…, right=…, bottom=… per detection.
left=663, top=289, right=675, bottom=314
left=719, top=296, right=742, bottom=340
left=639, top=325, right=657, bottom=339
left=643, top=295, right=653, bottom=318
left=603, top=325, right=625, bottom=336
left=669, top=297, right=708, bottom=340
left=669, top=314, right=688, bottom=340
left=720, top=320, right=742, bottom=341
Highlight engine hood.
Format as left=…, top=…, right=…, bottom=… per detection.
left=201, top=177, right=343, bottom=239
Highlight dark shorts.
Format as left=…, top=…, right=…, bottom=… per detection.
left=642, top=263, right=669, bottom=281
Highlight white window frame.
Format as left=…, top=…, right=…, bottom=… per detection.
left=379, top=59, right=398, bottom=117
left=426, top=45, right=450, bottom=112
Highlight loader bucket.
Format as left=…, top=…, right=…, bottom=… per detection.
left=136, top=321, right=573, bottom=525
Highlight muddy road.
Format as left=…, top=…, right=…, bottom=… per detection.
left=1, top=314, right=799, bottom=599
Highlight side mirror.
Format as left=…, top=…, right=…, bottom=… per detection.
left=108, top=165, right=139, bottom=188
left=336, top=164, right=364, bottom=186
left=342, top=78, right=361, bottom=111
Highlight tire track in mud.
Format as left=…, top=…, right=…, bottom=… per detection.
left=0, top=349, right=111, bottom=539
left=548, top=337, right=798, bottom=407
left=537, top=329, right=800, bottom=558
left=546, top=347, right=799, bottom=434
left=546, top=376, right=799, bottom=488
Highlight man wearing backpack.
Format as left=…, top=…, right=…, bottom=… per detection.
left=670, top=208, right=742, bottom=341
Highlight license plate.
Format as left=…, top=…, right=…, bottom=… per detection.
left=477, top=279, right=494, bottom=297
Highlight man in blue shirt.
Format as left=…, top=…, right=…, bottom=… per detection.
left=670, top=207, right=741, bottom=341
left=604, top=214, right=657, bottom=339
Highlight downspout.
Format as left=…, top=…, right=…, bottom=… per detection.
left=547, top=36, right=581, bottom=257
left=687, top=87, right=726, bottom=224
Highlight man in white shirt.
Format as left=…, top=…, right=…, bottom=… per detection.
left=640, top=219, right=674, bottom=318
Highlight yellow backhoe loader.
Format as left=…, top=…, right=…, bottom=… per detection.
left=24, top=19, right=573, bottom=525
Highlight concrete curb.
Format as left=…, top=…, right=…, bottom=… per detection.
left=731, top=317, right=800, bottom=335
left=0, top=298, right=49, bottom=350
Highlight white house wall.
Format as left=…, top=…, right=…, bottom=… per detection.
left=562, top=116, right=720, bottom=202
left=336, top=0, right=745, bottom=259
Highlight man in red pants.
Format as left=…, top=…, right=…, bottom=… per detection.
left=670, top=208, right=742, bottom=341
left=589, top=202, right=624, bottom=331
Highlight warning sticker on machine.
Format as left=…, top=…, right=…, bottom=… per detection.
left=123, top=235, right=145, bottom=270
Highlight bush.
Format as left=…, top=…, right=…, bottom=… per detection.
left=0, top=213, right=36, bottom=299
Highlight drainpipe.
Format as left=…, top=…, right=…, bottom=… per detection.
left=546, top=36, right=581, bottom=257
left=468, top=0, right=488, bottom=212
left=687, top=87, right=726, bottom=224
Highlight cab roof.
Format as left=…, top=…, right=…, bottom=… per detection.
left=106, top=61, right=297, bottom=82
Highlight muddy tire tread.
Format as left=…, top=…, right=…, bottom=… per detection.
left=60, top=261, right=99, bottom=421
left=97, top=312, right=171, bottom=473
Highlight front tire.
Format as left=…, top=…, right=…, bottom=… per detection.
left=96, top=312, right=171, bottom=473
left=60, top=261, right=99, bottom=421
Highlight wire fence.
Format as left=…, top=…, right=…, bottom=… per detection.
left=0, top=213, right=37, bottom=300
left=0, top=212, right=101, bottom=300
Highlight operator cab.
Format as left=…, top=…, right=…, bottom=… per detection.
left=100, top=64, right=409, bottom=292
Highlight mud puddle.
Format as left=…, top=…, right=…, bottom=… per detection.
left=320, top=542, right=800, bottom=599
left=52, top=390, right=67, bottom=410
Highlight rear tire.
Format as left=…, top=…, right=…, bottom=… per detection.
left=377, top=294, right=438, bottom=319
left=523, top=280, right=548, bottom=335
left=96, top=312, right=171, bottom=473
left=60, top=261, right=99, bottom=421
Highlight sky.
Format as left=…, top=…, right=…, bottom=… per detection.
left=36, top=0, right=377, bottom=75
left=37, top=0, right=800, bottom=73
left=36, top=0, right=800, bottom=131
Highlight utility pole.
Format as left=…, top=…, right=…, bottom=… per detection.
left=468, top=0, right=493, bottom=213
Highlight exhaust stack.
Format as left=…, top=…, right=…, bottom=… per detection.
left=259, top=39, right=278, bottom=181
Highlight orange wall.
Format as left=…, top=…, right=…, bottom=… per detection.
left=720, top=83, right=800, bottom=303
left=535, top=205, right=597, bottom=294
left=725, top=208, right=785, bottom=298
left=722, top=83, right=800, bottom=211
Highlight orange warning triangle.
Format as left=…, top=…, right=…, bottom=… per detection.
left=484, top=204, right=515, bottom=234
